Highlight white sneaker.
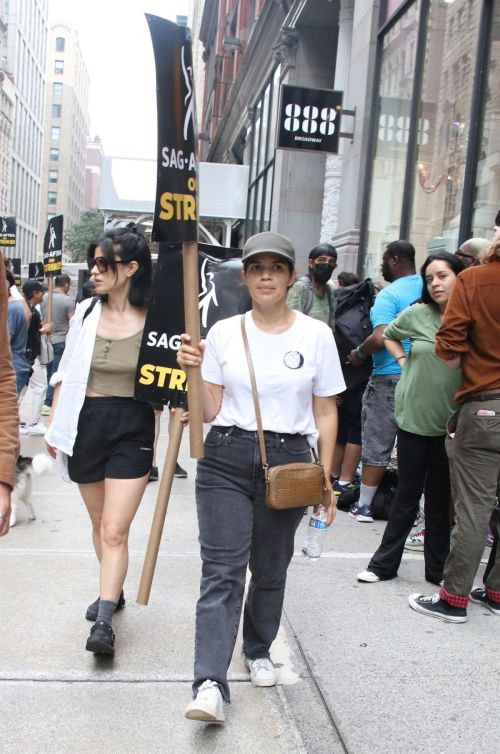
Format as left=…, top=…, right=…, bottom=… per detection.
left=41, top=405, right=51, bottom=416
left=185, top=680, right=225, bottom=723
left=28, top=422, right=46, bottom=436
left=245, top=657, right=278, bottom=687
left=19, top=425, right=29, bottom=435
left=357, top=569, right=380, bottom=583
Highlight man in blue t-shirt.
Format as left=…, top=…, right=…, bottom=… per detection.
left=347, top=240, right=423, bottom=522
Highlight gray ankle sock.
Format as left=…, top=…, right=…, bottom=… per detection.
left=96, top=599, right=117, bottom=626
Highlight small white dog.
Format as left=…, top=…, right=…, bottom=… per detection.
left=10, top=453, right=53, bottom=527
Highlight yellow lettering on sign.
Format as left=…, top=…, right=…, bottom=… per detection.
left=158, top=192, right=197, bottom=222
left=138, top=364, right=188, bottom=391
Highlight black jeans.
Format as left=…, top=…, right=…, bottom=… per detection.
left=193, top=426, right=310, bottom=702
left=368, top=429, right=451, bottom=584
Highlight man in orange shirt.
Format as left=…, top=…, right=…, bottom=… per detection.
left=408, top=238, right=500, bottom=622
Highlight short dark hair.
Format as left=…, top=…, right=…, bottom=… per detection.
left=420, top=252, right=465, bottom=305
left=385, top=240, right=416, bottom=264
left=55, top=274, right=71, bottom=288
left=337, top=271, right=359, bottom=287
left=309, top=243, right=337, bottom=262
left=22, top=281, right=43, bottom=299
left=88, top=226, right=152, bottom=307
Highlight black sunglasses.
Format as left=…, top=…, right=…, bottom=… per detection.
left=455, top=250, right=475, bottom=261
left=87, top=256, right=128, bottom=273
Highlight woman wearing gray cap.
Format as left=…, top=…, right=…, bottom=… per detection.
left=178, top=231, right=345, bottom=724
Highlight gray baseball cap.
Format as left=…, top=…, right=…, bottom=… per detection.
left=242, top=231, right=295, bottom=266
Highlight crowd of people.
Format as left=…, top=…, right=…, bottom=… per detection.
left=0, top=216, right=498, bottom=725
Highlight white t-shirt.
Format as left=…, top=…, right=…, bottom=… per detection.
left=202, top=310, right=346, bottom=442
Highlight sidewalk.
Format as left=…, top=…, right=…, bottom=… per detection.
left=1, top=412, right=498, bottom=753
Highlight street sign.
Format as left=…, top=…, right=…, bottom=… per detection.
left=277, top=85, right=343, bottom=154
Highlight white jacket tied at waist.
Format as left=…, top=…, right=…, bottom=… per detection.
left=45, top=297, right=102, bottom=482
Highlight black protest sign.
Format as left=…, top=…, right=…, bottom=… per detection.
left=11, top=258, right=21, bottom=287
left=277, top=85, right=343, bottom=154
left=135, top=243, right=251, bottom=406
left=146, top=15, right=198, bottom=244
left=43, top=215, right=63, bottom=277
left=0, top=216, right=16, bottom=246
left=28, top=262, right=45, bottom=281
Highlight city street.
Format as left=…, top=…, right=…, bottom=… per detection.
left=1, top=411, right=498, bottom=754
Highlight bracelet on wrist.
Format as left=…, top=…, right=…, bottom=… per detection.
left=355, top=346, right=368, bottom=360
left=396, top=355, right=406, bottom=362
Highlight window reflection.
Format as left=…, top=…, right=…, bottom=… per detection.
left=472, top=0, right=500, bottom=239
left=410, top=0, right=481, bottom=262
left=364, top=2, right=420, bottom=278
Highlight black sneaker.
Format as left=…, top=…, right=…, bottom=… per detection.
left=148, top=465, right=159, bottom=482
left=86, top=621, right=115, bottom=655
left=174, top=462, right=188, bottom=478
left=337, top=484, right=360, bottom=512
left=85, top=590, right=125, bottom=622
left=470, top=587, right=500, bottom=616
left=408, top=592, right=467, bottom=623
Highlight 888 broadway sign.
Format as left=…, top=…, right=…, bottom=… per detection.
left=278, top=85, right=343, bottom=154
left=146, top=15, right=198, bottom=243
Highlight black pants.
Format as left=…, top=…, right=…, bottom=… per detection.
left=368, top=429, right=451, bottom=584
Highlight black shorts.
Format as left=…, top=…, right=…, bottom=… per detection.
left=337, top=382, right=365, bottom=446
left=68, top=397, right=155, bottom=484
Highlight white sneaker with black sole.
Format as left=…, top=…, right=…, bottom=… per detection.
left=185, top=680, right=225, bottom=723
left=245, top=657, right=278, bottom=687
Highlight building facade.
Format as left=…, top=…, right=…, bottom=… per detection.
left=3, top=0, right=48, bottom=263
left=195, top=0, right=500, bottom=276
left=39, top=22, right=89, bottom=256
left=83, top=135, right=104, bottom=210
left=0, top=1, right=15, bottom=216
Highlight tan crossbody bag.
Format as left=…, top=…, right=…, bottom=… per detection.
left=240, top=316, right=326, bottom=510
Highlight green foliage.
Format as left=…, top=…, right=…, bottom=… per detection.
left=64, top=209, right=105, bottom=262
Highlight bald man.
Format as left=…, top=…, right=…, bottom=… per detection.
left=455, top=238, right=490, bottom=268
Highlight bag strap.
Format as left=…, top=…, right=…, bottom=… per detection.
left=82, top=295, right=99, bottom=323
left=240, top=315, right=269, bottom=470
left=240, top=315, right=319, bottom=471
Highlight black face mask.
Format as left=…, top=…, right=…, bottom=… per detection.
left=312, top=263, right=334, bottom=284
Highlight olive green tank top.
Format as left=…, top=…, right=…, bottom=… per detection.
left=87, top=330, right=143, bottom=398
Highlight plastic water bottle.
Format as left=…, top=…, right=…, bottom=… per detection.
left=302, top=506, right=328, bottom=560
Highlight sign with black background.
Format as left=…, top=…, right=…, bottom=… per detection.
left=146, top=15, right=198, bottom=244
left=134, top=243, right=251, bottom=407
left=11, top=258, right=21, bottom=287
left=28, top=262, right=45, bottom=281
left=278, top=85, right=343, bottom=154
left=43, top=215, right=63, bottom=277
left=0, top=216, right=16, bottom=246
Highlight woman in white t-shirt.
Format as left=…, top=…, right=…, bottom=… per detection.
left=178, top=231, right=345, bottom=724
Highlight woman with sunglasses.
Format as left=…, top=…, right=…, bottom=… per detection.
left=357, top=251, right=465, bottom=587
left=45, top=227, right=153, bottom=655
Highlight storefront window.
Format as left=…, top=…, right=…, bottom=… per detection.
left=364, top=1, right=420, bottom=278
left=409, top=0, right=481, bottom=262
left=472, top=0, right=500, bottom=239
left=246, top=67, right=280, bottom=237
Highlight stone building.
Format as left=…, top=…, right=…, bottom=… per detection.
left=38, top=22, right=89, bottom=255
left=194, top=0, right=500, bottom=276
left=3, top=0, right=48, bottom=263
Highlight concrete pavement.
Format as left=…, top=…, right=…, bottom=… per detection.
left=1, top=412, right=499, bottom=753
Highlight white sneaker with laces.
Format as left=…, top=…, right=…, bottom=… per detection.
left=245, top=657, right=278, bottom=687
left=28, top=422, right=46, bottom=436
left=357, top=569, right=380, bottom=583
left=185, top=680, right=225, bottom=723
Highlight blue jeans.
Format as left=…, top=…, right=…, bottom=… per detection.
left=45, top=341, right=65, bottom=406
left=193, top=426, right=311, bottom=702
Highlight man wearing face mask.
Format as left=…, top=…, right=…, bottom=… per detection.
left=286, top=243, right=337, bottom=332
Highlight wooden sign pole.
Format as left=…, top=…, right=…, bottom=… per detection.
left=136, top=408, right=184, bottom=605
left=46, top=276, right=54, bottom=326
left=182, top=240, right=204, bottom=459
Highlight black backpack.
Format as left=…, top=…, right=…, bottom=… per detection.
left=25, top=305, right=42, bottom=365
left=334, top=279, right=376, bottom=389
left=371, top=468, right=398, bottom=521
